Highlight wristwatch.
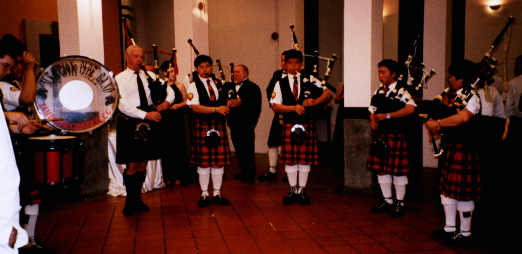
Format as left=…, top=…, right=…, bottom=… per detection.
left=385, top=113, right=391, bottom=119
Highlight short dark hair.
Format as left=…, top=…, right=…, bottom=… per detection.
left=283, top=49, right=303, bottom=63
left=378, top=59, right=400, bottom=79
left=160, top=60, right=170, bottom=73
left=0, top=34, right=26, bottom=59
left=449, top=59, right=476, bottom=86
left=194, top=55, right=213, bottom=67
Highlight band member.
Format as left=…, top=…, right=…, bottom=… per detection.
left=367, top=59, right=416, bottom=217
left=159, top=61, right=190, bottom=185
left=0, top=35, right=37, bottom=112
left=116, top=45, right=174, bottom=216
left=259, top=52, right=286, bottom=182
left=226, top=64, right=261, bottom=184
left=0, top=37, right=43, bottom=250
left=506, top=55, right=522, bottom=125
left=270, top=49, right=332, bottom=205
left=425, top=60, right=480, bottom=244
left=186, top=55, right=231, bottom=208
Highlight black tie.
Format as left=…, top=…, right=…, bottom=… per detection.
left=135, top=71, right=148, bottom=108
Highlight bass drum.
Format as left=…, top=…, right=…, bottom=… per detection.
left=34, top=56, right=119, bottom=133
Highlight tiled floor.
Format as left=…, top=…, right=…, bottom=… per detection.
left=34, top=156, right=501, bottom=254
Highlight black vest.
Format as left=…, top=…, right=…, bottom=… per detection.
left=193, top=75, right=227, bottom=121
left=279, top=75, right=321, bottom=123
left=370, top=84, right=409, bottom=133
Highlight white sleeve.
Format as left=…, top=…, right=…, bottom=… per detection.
left=116, top=74, right=147, bottom=120
left=464, top=92, right=481, bottom=115
left=0, top=82, right=21, bottom=109
left=269, top=81, right=283, bottom=106
left=165, top=83, right=175, bottom=104
left=186, top=83, right=200, bottom=106
left=492, top=88, right=506, bottom=119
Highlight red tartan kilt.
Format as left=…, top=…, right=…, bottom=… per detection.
left=439, top=143, right=480, bottom=201
left=190, top=118, right=231, bottom=167
left=280, top=121, right=318, bottom=165
left=367, top=132, right=409, bottom=175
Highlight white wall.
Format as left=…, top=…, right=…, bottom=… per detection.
left=383, top=0, right=399, bottom=61
left=465, top=0, right=522, bottom=81
left=208, top=0, right=304, bottom=153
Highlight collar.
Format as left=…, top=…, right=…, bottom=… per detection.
left=384, top=81, right=397, bottom=92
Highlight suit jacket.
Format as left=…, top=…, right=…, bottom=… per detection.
left=227, top=79, right=262, bottom=130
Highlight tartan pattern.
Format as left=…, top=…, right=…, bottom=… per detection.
left=367, top=133, right=410, bottom=175
left=279, top=121, right=318, bottom=165
left=439, top=143, right=480, bottom=201
left=190, top=117, right=231, bottom=167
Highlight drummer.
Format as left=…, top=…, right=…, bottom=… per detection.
left=115, top=45, right=174, bottom=216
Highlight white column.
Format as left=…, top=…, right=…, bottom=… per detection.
left=174, top=0, right=209, bottom=82
left=343, top=0, right=383, bottom=107
left=57, top=0, right=104, bottom=63
left=423, top=0, right=449, bottom=168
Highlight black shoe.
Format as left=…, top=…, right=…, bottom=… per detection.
left=212, top=194, right=231, bottom=205
left=258, top=172, right=277, bottom=182
left=282, top=188, right=298, bottom=205
left=135, top=197, right=150, bottom=212
left=391, top=201, right=405, bottom=217
left=451, top=232, right=473, bottom=246
left=370, top=200, right=393, bottom=213
left=432, top=228, right=457, bottom=243
left=123, top=199, right=135, bottom=216
left=198, top=196, right=210, bottom=208
left=298, top=189, right=311, bottom=205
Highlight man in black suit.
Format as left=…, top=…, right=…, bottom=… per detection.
left=227, top=64, right=262, bottom=184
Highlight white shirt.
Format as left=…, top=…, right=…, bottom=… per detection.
left=455, top=88, right=481, bottom=115
left=505, top=75, right=522, bottom=118
left=0, top=107, right=29, bottom=252
left=270, top=73, right=323, bottom=105
left=186, top=76, right=219, bottom=106
left=0, top=81, right=21, bottom=111
left=116, top=68, right=175, bottom=119
left=478, top=85, right=506, bottom=118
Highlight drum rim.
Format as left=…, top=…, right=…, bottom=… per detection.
left=28, top=134, right=78, bottom=140
left=34, top=55, right=120, bottom=133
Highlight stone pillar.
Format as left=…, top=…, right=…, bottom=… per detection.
left=343, top=0, right=383, bottom=190
left=423, top=0, right=449, bottom=168
left=174, top=0, right=209, bottom=84
left=57, top=0, right=108, bottom=195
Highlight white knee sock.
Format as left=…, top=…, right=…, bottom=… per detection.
left=197, top=167, right=210, bottom=196
left=457, top=200, right=474, bottom=236
left=268, top=147, right=279, bottom=173
left=211, top=167, right=224, bottom=196
left=440, top=195, right=457, bottom=232
left=285, top=165, right=298, bottom=187
left=297, top=164, right=311, bottom=194
left=393, top=176, right=408, bottom=204
left=377, top=175, right=393, bottom=204
left=24, top=204, right=39, bottom=239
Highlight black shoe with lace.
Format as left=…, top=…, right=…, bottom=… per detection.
left=451, top=232, right=472, bottom=246
left=283, top=188, right=297, bottom=205
left=298, top=189, right=311, bottom=205
left=258, top=172, right=277, bottom=182
left=370, top=200, right=393, bottom=213
left=432, top=228, right=457, bottom=243
left=198, top=195, right=210, bottom=208
left=212, top=194, right=231, bottom=205
left=391, top=201, right=405, bottom=217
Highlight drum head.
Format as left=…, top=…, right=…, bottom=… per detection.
left=34, top=56, right=119, bottom=133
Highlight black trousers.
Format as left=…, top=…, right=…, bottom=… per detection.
left=230, top=125, right=256, bottom=180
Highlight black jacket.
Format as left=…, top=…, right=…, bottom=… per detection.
left=226, top=79, right=262, bottom=130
